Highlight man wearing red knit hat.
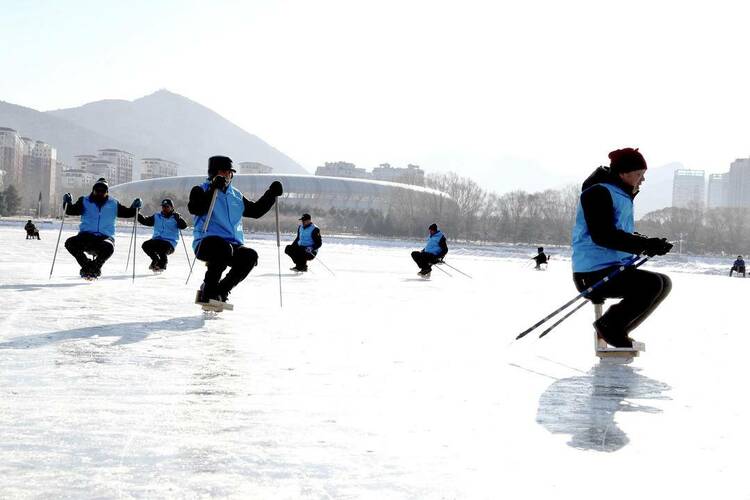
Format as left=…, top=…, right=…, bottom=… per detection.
left=570, top=148, right=673, bottom=349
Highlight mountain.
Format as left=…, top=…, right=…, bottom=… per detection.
left=634, top=162, right=683, bottom=219
left=0, top=90, right=306, bottom=179
left=0, top=100, right=143, bottom=168
left=46, top=90, right=306, bottom=176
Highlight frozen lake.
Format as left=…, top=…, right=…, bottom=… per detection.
left=0, top=223, right=747, bottom=498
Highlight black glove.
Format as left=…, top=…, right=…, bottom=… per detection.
left=643, top=237, right=673, bottom=257
left=211, top=175, right=228, bottom=191
left=130, top=198, right=143, bottom=210
left=269, top=181, right=283, bottom=197
left=62, top=193, right=72, bottom=207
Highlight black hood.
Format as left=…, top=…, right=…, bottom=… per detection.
left=581, top=166, right=637, bottom=198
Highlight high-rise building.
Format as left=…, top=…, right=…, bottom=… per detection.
left=315, top=161, right=371, bottom=179
left=239, top=161, right=273, bottom=174
left=21, top=140, right=57, bottom=214
left=727, top=158, right=750, bottom=208
left=1, top=128, right=58, bottom=214
left=672, top=169, right=705, bottom=209
left=707, top=173, right=729, bottom=208
left=60, top=167, right=96, bottom=197
left=372, top=163, right=425, bottom=186
left=0, top=127, right=24, bottom=186
left=20, top=137, right=34, bottom=157
left=74, top=154, right=98, bottom=171
left=98, top=149, right=134, bottom=185
left=32, top=141, right=57, bottom=215
left=141, top=158, right=178, bottom=180
left=87, top=159, right=115, bottom=182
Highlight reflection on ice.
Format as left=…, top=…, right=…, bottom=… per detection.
left=536, top=363, right=671, bottom=452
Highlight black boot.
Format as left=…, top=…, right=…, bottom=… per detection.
left=80, top=264, right=98, bottom=280
left=198, top=282, right=221, bottom=303
left=594, top=319, right=633, bottom=348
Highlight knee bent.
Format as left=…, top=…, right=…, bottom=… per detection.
left=657, top=273, right=672, bottom=298
left=246, top=248, right=259, bottom=267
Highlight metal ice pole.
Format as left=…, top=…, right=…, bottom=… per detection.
left=275, top=200, right=283, bottom=308
left=49, top=203, right=67, bottom=279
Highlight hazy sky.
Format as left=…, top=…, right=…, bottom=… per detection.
left=2, top=0, right=750, bottom=192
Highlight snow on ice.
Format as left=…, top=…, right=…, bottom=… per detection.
left=0, top=223, right=747, bottom=498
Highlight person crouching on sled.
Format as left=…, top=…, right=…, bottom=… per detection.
left=285, top=213, right=322, bottom=272
left=571, top=148, right=673, bottom=348
left=138, top=198, right=188, bottom=272
left=63, top=178, right=142, bottom=279
left=411, top=223, right=448, bottom=277
left=188, top=155, right=283, bottom=305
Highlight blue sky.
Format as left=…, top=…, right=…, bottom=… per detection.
left=3, top=0, right=750, bottom=192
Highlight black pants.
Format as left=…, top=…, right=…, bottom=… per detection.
left=196, top=236, right=258, bottom=299
left=142, top=239, right=175, bottom=268
left=26, top=230, right=40, bottom=239
left=730, top=265, right=745, bottom=277
left=285, top=244, right=315, bottom=270
left=411, top=251, right=440, bottom=271
left=64, top=233, right=115, bottom=270
left=573, top=267, right=672, bottom=336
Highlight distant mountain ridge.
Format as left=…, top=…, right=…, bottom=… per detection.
left=0, top=100, right=143, bottom=167
left=0, top=89, right=306, bottom=179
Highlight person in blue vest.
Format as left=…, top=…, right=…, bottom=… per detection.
left=62, top=178, right=142, bottom=279
left=730, top=255, right=745, bottom=277
left=411, top=223, right=448, bottom=277
left=571, top=148, right=673, bottom=348
left=188, top=155, right=283, bottom=304
left=285, top=213, right=322, bottom=272
left=137, top=198, right=188, bottom=272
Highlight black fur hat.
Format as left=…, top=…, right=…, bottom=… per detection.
left=207, top=156, right=236, bottom=177
left=93, top=178, right=109, bottom=191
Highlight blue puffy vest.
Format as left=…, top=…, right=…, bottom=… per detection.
left=151, top=212, right=181, bottom=248
left=79, top=196, right=119, bottom=238
left=571, top=183, right=635, bottom=273
left=424, top=230, right=445, bottom=255
left=298, top=224, right=317, bottom=248
left=192, top=182, right=245, bottom=251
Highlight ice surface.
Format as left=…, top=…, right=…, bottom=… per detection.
left=0, top=224, right=748, bottom=498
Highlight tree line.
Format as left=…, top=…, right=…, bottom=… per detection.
left=637, top=206, right=750, bottom=256
left=15, top=174, right=746, bottom=254
left=134, top=176, right=580, bottom=244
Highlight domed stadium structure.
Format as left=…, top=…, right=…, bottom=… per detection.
left=108, top=174, right=455, bottom=215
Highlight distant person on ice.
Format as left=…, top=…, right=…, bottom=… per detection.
left=63, top=178, right=142, bottom=279
left=137, top=198, right=188, bottom=272
left=411, top=223, right=448, bottom=277
left=188, top=155, right=283, bottom=305
left=285, top=213, right=322, bottom=272
left=24, top=220, right=40, bottom=239
left=532, top=247, right=549, bottom=269
left=730, top=255, right=745, bottom=277
left=571, top=148, right=673, bottom=348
